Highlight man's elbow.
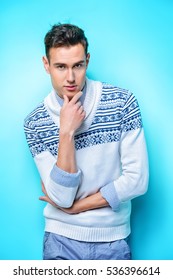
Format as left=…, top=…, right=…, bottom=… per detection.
left=58, top=199, right=74, bottom=208
left=51, top=195, right=74, bottom=208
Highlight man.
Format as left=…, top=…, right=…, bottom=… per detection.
left=24, top=23, right=149, bottom=260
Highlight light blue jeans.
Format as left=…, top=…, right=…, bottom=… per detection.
left=43, top=232, right=131, bottom=260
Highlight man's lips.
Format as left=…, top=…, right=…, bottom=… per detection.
left=65, top=85, right=77, bottom=91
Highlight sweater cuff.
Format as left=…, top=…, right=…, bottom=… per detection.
left=50, top=164, right=81, bottom=188
left=100, top=182, right=120, bottom=211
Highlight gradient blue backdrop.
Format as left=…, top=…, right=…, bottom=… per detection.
left=1, top=0, right=173, bottom=260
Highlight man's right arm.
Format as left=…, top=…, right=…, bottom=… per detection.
left=48, top=91, right=85, bottom=207
left=24, top=91, right=85, bottom=208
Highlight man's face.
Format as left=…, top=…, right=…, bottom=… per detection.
left=43, top=43, right=90, bottom=100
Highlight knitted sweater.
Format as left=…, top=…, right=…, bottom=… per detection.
left=24, top=78, right=149, bottom=242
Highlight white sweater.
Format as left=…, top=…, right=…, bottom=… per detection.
left=24, top=78, right=149, bottom=242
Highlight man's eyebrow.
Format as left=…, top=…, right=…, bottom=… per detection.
left=53, top=62, right=66, bottom=66
left=73, top=60, right=85, bottom=65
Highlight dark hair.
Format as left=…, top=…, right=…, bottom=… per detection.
left=44, top=23, right=89, bottom=60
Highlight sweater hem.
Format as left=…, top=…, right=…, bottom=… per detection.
left=44, top=219, right=131, bottom=242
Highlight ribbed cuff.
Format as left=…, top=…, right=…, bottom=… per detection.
left=50, top=164, right=81, bottom=188
left=100, top=182, right=120, bottom=211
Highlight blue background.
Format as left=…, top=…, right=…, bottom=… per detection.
left=1, top=0, right=173, bottom=260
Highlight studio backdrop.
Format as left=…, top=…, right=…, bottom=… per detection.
left=0, top=0, right=173, bottom=259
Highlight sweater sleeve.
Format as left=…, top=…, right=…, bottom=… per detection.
left=101, top=127, right=149, bottom=209
left=100, top=93, right=149, bottom=210
left=24, top=117, right=81, bottom=208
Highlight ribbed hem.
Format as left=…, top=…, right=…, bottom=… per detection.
left=45, top=219, right=131, bottom=242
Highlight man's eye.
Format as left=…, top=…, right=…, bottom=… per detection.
left=74, top=64, right=83, bottom=69
left=57, top=65, right=66, bottom=70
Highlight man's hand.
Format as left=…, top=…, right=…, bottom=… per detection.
left=59, top=91, right=86, bottom=137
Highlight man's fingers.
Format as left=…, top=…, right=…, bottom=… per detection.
left=78, top=104, right=84, bottom=113
left=39, top=195, right=57, bottom=208
left=75, top=100, right=82, bottom=109
left=39, top=196, right=47, bottom=202
left=70, top=91, right=83, bottom=104
left=63, top=91, right=82, bottom=106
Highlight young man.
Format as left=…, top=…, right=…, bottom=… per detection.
left=24, top=23, right=149, bottom=260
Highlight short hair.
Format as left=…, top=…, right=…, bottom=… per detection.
left=44, top=23, right=89, bottom=60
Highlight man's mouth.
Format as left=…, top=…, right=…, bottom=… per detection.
left=65, top=85, right=77, bottom=91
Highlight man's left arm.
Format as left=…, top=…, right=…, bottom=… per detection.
left=100, top=127, right=149, bottom=211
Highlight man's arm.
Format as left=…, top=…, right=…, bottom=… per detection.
left=39, top=181, right=108, bottom=214
left=43, top=91, right=86, bottom=207
left=24, top=91, right=86, bottom=209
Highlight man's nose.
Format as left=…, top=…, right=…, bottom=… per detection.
left=66, top=69, right=75, bottom=83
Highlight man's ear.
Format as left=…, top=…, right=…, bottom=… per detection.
left=42, top=56, right=50, bottom=74
left=86, top=53, right=90, bottom=68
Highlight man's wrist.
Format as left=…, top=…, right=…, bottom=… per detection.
left=59, top=129, right=75, bottom=141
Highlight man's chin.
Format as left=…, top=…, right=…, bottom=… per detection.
left=63, top=91, right=78, bottom=100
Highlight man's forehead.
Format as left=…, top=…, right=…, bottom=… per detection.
left=49, top=44, right=85, bottom=59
